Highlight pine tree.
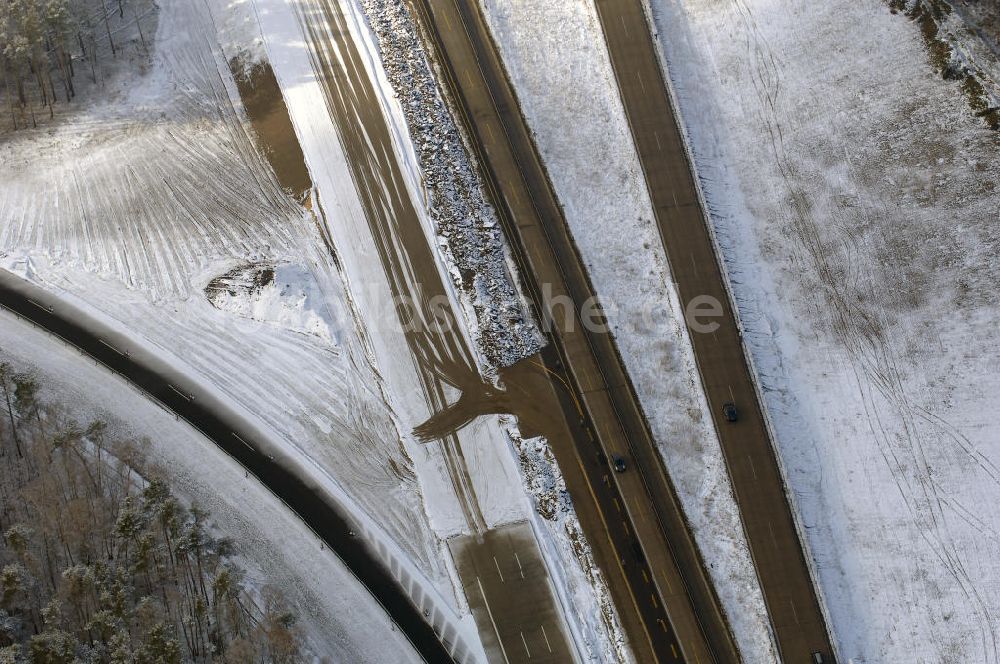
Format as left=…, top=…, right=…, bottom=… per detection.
left=0, top=370, right=307, bottom=661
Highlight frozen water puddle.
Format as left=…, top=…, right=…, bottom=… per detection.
left=205, top=262, right=338, bottom=344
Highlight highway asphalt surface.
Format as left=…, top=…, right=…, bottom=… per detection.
left=592, top=0, right=837, bottom=661
left=450, top=522, right=576, bottom=663
left=411, top=0, right=743, bottom=661
left=0, top=279, right=453, bottom=663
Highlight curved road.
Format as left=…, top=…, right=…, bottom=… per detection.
left=0, top=277, right=452, bottom=664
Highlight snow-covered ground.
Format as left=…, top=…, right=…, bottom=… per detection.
left=477, top=0, right=777, bottom=660
left=0, top=0, right=626, bottom=657
left=205, top=262, right=340, bottom=344
left=0, top=309, right=422, bottom=664
left=0, top=0, right=454, bottom=588
left=645, top=0, right=1000, bottom=661
left=1, top=0, right=468, bottom=644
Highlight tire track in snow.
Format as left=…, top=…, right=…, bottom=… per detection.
left=713, top=0, right=1000, bottom=659
left=0, top=0, right=450, bottom=592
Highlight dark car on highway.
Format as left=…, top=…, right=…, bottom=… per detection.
left=722, top=402, right=738, bottom=422
left=612, top=455, right=627, bottom=472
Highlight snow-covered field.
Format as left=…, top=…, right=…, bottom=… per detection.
left=477, top=0, right=777, bottom=660
left=0, top=0, right=453, bottom=587
left=645, top=0, right=1000, bottom=661
left=0, top=0, right=468, bottom=646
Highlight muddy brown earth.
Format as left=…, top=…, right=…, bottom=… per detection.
left=231, top=60, right=313, bottom=202
left=953, top=0, right=1000, bottom=46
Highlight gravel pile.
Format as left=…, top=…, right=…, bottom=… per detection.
left=359, top=0, right=543, bottom=369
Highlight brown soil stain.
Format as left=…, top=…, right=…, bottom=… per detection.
left=230, top=59, right=314, bottom=201
left=412, top=353, right=574, bottom=444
